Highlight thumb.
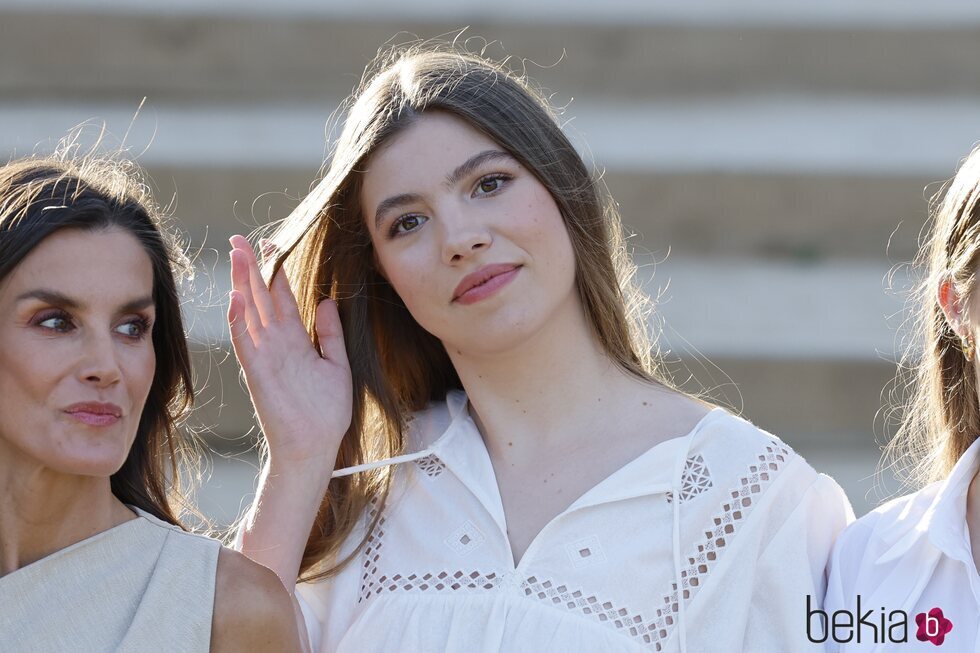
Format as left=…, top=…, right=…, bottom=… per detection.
left=314, top=297, right=348, bottom=365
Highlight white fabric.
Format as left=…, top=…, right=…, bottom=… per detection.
left=0, top=507, right=219, bottom=652
left=299, top=390, right=852, bottom=652
left=826, top=436, right=980, bottom=652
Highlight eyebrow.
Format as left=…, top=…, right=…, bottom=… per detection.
left=373, top=149, right=515, bottom=230
left=16, top=289, right=154, bottom=313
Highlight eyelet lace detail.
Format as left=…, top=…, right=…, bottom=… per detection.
left=359, top=497, right=500, bottom=602
left=665, top=455, right=712, bottom=505
left=414, top=453, right=446, bottom=478
left=359, top=497, right=389, bottom=602
left=649, top=440, right=791, bottom=650
left=357, top=439, right=793, bottom=651
left=521, top=439, right=791, bottom=650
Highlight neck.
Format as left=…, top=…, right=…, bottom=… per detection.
left=0, top=443, right=131, bottom=576
left=447, top=296, right=652, bottom=462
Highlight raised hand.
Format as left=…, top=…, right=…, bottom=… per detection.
left=227, top=235, right=352, bottom=470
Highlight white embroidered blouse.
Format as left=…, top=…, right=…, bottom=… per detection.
left=296, top=391, right=852, bottom=652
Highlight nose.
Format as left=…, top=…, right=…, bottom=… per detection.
left=78, top=331, right=122, bottom=388
left=441, top=208, right=492, bottom=265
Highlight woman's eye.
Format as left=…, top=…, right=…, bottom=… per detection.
left=390, top=214, right=428, bottom=237
left=115, top=318, right=150, bottom=339
left=475, top=174, right=510, bottom=196
left=38, top=314, right=71, bottom=332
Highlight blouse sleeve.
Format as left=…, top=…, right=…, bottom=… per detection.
left=741, top=472, right=854, bottom=652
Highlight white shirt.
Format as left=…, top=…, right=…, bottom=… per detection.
left=826, top=437, right=980, bottom=652
left=298, top=390, right=852, bottom=652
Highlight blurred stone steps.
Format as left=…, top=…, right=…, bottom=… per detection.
left=3, top=7, right=980, bottom=102
left=2, top=99, right=972, bottom=261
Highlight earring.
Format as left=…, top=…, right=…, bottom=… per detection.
left=962, top=335, right=976, bottom=362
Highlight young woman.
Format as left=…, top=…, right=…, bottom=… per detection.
left=826, top=147, right=980, bottom=650
left=232, top=45, right=853, bottom=652
left=0, top=154, right=301, bottom=652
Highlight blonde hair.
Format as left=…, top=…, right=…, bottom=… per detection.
left=885, top=145, right=980, bottom=488
left=264, top=43, right=674, bottom=580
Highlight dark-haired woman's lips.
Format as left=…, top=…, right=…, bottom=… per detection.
left=64, top=402, right=122, bottom=427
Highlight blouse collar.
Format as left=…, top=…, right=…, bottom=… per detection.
left=875, top=435, right=980, bottom=565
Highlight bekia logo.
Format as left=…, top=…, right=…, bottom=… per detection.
left=806, top=596, right=953, bottom=646
left=916, top=608, right=953, bottom=646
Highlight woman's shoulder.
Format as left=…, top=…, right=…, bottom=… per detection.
left=693, top=407, right=810, bottom=476
left=833, top=482, right=941, bottom=566
left=690, top=408, right=852, bottom=521
left=211, top=548, right=303, bottom=652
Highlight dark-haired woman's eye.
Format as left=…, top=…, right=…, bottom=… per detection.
left=37, top=312, right=72, bottom=332
left=389, top=214, right=428, bottom=238
left=116, top=317, right=151, bottom=340
left=474, top=173, right=511, bottom=196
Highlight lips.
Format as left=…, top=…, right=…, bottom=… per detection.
left=64, top=402, right=123, bottom=427
left=453, top=263, right=521, bottom=302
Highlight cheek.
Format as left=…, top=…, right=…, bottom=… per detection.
left=379, top=248, right=443, bottom=315
left=0, top=333, right=64, bottom=411
left=126, top=345, right=156, bottom=402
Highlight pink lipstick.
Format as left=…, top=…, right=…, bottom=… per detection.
left=64, top=402, right=122, bottom=427
left=453, top=264, right=521, bottom=305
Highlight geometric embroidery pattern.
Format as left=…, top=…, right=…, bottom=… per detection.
left=357, top=438, right=793, bottom=652
left=445, top=520, right=486, bottom=555
left=522, top=576, right=659, bottom=643
left=520, top=439, right=791, bottom=650
left=358, top=496, right=388, bottom=602
left=415, top=453, right=447, bottom=478
left=358, top=499, right=500, bottom=602
left=648, top=440, right=790, bottom=650
left=665, top=455, right=712, bottom=505
left=566, top=535, right=607, bottom=569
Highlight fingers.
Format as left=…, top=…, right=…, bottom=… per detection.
left=260, top=239, right=301, bottom=321
left=314, top=298, right=348, bottom=366
left=229, top=246, right=264, bottom=348
left=227, top=288, right=256, bottom=364
left=230, top=235, right=276, bottom=326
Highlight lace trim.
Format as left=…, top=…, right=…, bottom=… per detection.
left=665, top=455, right=712, bottom=505
left=357, top=439, right=793, bottom=652
left=359, top=498, right=499, bottom=602
left=358, top=497, right=388, bottom=602
left=523, top=439, right=790, bottom=650
left=649, top=439, right=791, bottom=650
left=415, top=453, right=446, bottom=478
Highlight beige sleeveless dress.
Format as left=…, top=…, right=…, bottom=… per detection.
left=0, top=508, right=219, bottom=652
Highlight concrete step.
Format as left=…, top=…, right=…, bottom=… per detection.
left=3, top=9, right=980, bottom=102
left=6, top=98, right=977, bottom=176
left=3, top=98, right=970, bottom=260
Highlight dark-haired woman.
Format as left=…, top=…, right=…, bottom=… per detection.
left=0, top=155, right=301, bottom=652
left=233, top=46, right=853, bottom=652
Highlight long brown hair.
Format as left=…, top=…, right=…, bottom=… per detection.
left=265, top=43, right=675, bottom=580
left=0, top=152, right=197, bottom=527
left=885, top=145, right=980, bottom=488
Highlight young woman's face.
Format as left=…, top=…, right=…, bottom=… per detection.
left=0, top=227, right=156, bottom=477
left=361, top=111, right=579, bottom=355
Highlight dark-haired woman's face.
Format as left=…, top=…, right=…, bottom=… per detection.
left=0, top=227, right=156, bottom=478
left=361, top=111, right=578, bottom=355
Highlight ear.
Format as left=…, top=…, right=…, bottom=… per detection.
left=939, top=276, right=971, bottom=338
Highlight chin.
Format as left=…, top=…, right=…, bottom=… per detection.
left=45, top=433, right=134, bottom=478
